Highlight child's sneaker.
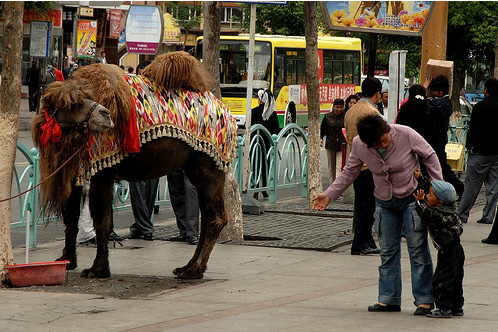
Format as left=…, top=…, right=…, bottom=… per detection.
left=452, top=308, right=464, bottom=316
left=426, top=309, right=452, bottom=318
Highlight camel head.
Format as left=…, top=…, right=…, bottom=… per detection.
left=53, top=98, right=114, bottom=134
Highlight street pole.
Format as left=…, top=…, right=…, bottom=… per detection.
left=420, top=1, right=448, bottom=83
left=241, top=4, right=256, bottom=193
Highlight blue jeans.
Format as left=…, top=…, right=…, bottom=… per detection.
left=374, top=196, right=434, bottom=306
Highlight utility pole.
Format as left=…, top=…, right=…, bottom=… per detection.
left=420, top=1, right=448, bottom=83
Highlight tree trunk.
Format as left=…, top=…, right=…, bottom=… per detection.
left=494, top=27, right=498, bottom=78
left=304, top=2, right=322, bottom=208
left=0, top=2, right=23, bottom=284
left=202, top=1, right=243, bottom=241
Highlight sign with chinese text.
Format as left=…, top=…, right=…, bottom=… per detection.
left=321, top=1, right=435, bottom=36
left=289, top=84, right=356, bottom=105
left=78, top=7, right=94, bottom=17
left=163, top=12, right=180, bottom=42
left=125, top=5, right=163, bottom=54
left=76, top=20, right=97, bottom=59
left=109, top=9, right=121, bottom=39
left=23, top=9, right=62, bottom=28
left=29, top=21, right=52, bottom=58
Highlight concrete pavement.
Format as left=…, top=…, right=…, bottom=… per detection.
left=2, top=194, right=498, bottom=331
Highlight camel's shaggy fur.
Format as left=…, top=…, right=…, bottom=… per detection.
left=31, top=52, right=230, bottom=279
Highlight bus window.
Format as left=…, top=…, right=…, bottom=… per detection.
left=333, top=61, right=343, bottom=84
left=274, top=54, right=285, bottom=97
left=344, top=61, right=353, bottom=84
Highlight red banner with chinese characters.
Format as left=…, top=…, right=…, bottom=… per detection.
left=297, top=84, right=356, bottom=105
left=24, top=9, right=62, bottom=28
left=109, top=9, right=121, bottom=39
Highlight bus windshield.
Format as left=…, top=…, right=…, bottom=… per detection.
left=199, top=40, right=272, bottom=98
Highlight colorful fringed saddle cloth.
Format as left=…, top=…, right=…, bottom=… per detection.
left=75, top=74, right=237, bottom=186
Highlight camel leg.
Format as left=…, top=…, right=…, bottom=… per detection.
left=174, top=159, right=227, bottom=279
left=58, top=185, right=83, bottom=270
left=80, top=170, right=114, bottom=278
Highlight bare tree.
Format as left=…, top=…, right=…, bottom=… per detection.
left=203, top=1, right=243, bottom=241
left=304, top=2, right=322, bottom=208
left=0, top=1, right=23, bottom=283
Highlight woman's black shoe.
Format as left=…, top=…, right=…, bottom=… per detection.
left=368, top=303, right=401, bottom=312
left=482, top=237, right=498, bottom=244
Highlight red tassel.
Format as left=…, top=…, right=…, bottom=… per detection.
left=40, top=110, right=62, bottom=147
left=122, top=97, right=140, bottom=153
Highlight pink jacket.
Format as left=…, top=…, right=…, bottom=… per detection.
left=324, top=124, right=443, bottom=201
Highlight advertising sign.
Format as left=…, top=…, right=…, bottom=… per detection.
left=29, top=21, right=52, bottom=58
left=23, top=9, right=62, bottom=28
left=76, top=20, right=97, bottom=59
left=289, top=84, right=356, bottom=105
left=109, top=9, right=121, bottom=39
left=163, top=12, right=180, bottom=42
left=125, top=5, right=163, bottom=54
left=321, top=1, right=435, bottom=36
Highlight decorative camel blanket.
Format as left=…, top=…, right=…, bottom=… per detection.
left=75, top=75, right=237, bottom=186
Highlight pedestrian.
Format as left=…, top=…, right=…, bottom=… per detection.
left=167, top=169, right=200, bottom=245
left=459, top=78, right=498, bottom=231
left=344, top=94, right=359, bottom=113
left=343, top=77, right=382, bottom=256
left=99, top=51, right=107, bottom=64
left=52, top=62, right=65, bottom=81
left=251, top=88, right=280, bottom=199
left=127, top=60, right=157, bottom=241
left=426, top=75, right=465, bottom=199
left=26, top=60, right=40, bottom=113
left=377, top=89, right=388, bottom=116
left=41, top=64, right=56, bottom=94
left=396, top=84, right=440, bottom=174
left=69, top=63, right=78, bottom=78
left=312, top=114, right=443, bottom=314
left=413, top=173, right=465, bottom=318
left=62, top=63, right=72, bottom=80
left=320, top=98, right=346, bottom=184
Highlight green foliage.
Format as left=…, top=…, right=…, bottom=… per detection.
left=0, top=1, right=56, bottom=15
left=241, top=2, right=327, bottom=36
left=165, top=1, right=202, bottom=32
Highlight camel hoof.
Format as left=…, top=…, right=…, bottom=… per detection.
left=80, top=267, right=111, bottom=278
left=56, top=256, right=77, bottom=270
left=173, top=267, right=204, bottom=279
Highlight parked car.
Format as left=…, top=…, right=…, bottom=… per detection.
left=465, top=92, right=484, bottom=106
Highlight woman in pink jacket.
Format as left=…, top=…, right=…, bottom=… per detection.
left=313, top=114, right=443, bottom=315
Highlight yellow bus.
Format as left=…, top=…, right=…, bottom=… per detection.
left=195, top=34, right=362, bottom=127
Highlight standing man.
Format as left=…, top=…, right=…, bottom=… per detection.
left=458, top=78, right=498, bottom=227
left=99, top=51, right=107, bottom=64
left=344, top=76, right=381, bottom=255
left=52, top=62, right=64, bottom=81
left=26, top=60, right=40, bottom=113
left=167, top=169, right=200, bottom=245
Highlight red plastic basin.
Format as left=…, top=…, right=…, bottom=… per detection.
left=5, top=261, right=69, bottom=287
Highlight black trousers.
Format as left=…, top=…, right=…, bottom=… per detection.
left=351, top=168, right=376, bottom=252
left=432, top=240, right=465, bottom=311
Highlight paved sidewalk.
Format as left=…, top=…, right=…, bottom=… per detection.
left=3, top=193, right=498, bottom=331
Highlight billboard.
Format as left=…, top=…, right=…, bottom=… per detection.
left=125, top=5, right=163, bottom=54
left=76, top=20, right=97, bottom=59
left=321, top=1, right=435, bottom=36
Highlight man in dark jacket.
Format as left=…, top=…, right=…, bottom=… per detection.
left=427, top=75, right=465, bottom=200
left=457, top=78, right=498, bottom=226
left=414, top=175, right=464, bottom=318
left=26, top=60, right=40, bottom=112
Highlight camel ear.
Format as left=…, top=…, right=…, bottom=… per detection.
left=41, top=79, right=94, bottom=113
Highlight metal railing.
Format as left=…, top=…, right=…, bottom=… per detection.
left=12, top=123, right=309, bottom=247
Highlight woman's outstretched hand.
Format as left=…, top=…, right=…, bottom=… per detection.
left=312, top=193, right=331, bottom=211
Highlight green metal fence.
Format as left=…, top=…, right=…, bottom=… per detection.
left=12, top=123, right=309, bottom=247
